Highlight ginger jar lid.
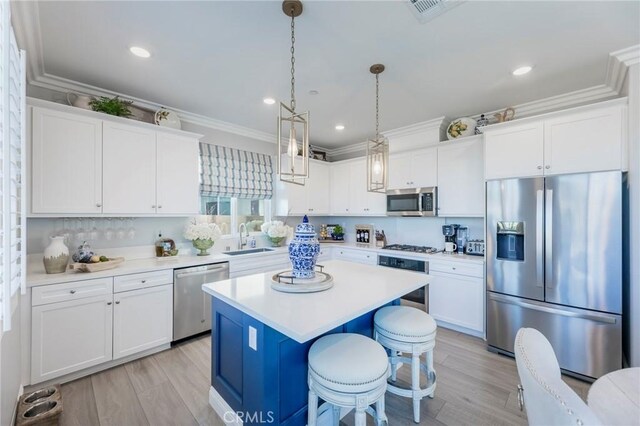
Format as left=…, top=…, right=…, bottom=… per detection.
left=295, top=215, right=315, bottom=235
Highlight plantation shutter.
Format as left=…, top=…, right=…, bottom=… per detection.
left=199, top=143, right=274, bottom=199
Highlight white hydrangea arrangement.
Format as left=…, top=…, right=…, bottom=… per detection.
left=261, top=221, right=291, bottom=247
left=184, top=219, right=222, bottom=241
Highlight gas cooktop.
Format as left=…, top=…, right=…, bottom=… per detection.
left=381, top=244, right=440, bottom=254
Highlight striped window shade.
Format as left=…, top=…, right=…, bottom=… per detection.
left=199, top=143, right=274, bottom=199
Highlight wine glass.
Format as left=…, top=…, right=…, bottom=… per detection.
left=104, top=218, right=114, bottom=241
left=116, top=218, right=126, bottom=240
left=90, top=218, right=100, bottom=240
left=127, top=218, right=136, bottom=240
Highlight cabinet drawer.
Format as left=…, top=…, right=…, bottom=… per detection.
left=32, top=278, right=113, bottom=306
left=114, top=270, right=173, bottom=293
left=334, top=248, right=377, bottom=265
left=429, top=260, right=483, bottom=278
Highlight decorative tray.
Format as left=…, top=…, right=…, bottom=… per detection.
left=318, top=239, right=345, bottom=244
left=271, top=268, right=333, bottom=293
left=69, top=257, right=125, bottom=273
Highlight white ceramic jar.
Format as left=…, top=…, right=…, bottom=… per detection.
left=43, top=236, right=70, bottom=274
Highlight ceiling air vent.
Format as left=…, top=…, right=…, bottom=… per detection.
left=406, top=0, right=464, bottom=23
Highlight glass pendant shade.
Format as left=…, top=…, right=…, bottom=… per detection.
left=366, top=136, right=389, bottom=193
left=277, top=102, right=309, bottom=185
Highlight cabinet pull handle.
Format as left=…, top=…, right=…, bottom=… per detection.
left=96, top=203, right=102, bottom=207
left=545, top=165, right=551, bottom=170
left=115, top=301, right=120, bottom=304
left=158, top=205, right=162, bottom=209
left=452, top=267, right=456, bottom=270
left=152, top=205, right=157, bottom=209
left=107, top=302, right=112, bottom=305
left=537, top=166, right=542, bottom=170
left=69, top=290, right=76, bottom=294
left=141, top=280, right=147, bottom=284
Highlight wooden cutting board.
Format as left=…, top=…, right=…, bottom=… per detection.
left=68, top=257, right=125, bottom=273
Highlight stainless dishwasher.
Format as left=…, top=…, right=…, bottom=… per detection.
left=173, top=262, right=229, bottom=341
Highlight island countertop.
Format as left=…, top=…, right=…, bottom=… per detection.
left=202, top=259, right=428, bottom=343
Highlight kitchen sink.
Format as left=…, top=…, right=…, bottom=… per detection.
left=223, top=248, right=276, bottom=256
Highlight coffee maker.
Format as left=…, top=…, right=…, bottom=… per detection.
left=442, top=224, right=459, bottom=244
left=456, top=226, right=469, bottom=254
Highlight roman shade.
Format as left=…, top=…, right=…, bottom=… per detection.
left=199, top=143, right=274, bottom=199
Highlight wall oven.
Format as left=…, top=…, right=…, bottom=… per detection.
left=386, top=187, right=437, bottom=217
left=378, top=255, right=429, bottom=311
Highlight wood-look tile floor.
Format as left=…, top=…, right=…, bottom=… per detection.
left=58, top=327, right=591, bottom=426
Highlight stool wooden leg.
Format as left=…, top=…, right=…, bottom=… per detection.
left=375, top=396, right=388, bottom=426
left=411, top=353, right=421, bottom=423
left=332, top=405, right=341, bottom=426
left=308, top=389, right=318, bottom=426
left=426, top=349, right=436, bottom=398
left=390, top=351, right=399, bottom=382
left=354, top=409, right=367, bottom=426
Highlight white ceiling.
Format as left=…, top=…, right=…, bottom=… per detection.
left=30, top=1, right=640, bottom=148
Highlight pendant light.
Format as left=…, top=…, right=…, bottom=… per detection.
left=366, top=64, right=389, bottom=193
left=277, top=0, right=309, bottom=186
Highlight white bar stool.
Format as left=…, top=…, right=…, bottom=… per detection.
left=374, top=305, right=437, bottom=423
left=307, top=333, right=389, bottom=426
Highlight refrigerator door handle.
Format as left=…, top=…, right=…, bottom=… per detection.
left=489, top=293, right=617, bottom=324
left=545, top=188, right=553, bottom=289
left=536, top=189, right=544, bottom=288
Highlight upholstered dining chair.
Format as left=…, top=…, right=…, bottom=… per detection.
left=514, top=328, right=602, bottom=426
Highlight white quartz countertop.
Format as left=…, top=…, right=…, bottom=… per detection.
left=201, top=259, right=428, bottom=343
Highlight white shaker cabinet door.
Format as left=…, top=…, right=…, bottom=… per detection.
left=437, top=138, right=484, bottom=217
left=543, top=106, right=624, bottom=175
left=329, top=162, right=351, bottom=215
left=31, top=108, right=103, bottom=214
left=410, top=148, right=438, bottom=188
left=484, top=122, right=544, bottom=180
left=306, top=161, right=330, bottom=215
left=102, top=123, right=157, bottom=214
left=31, top=294, right=113, bottom=384
left=388, top=154, right=411, bottom=189
left=349, top=160, right=368, bottom=215
left=156, top=133, right=200, bottom=215
left=429, top=272, right=484, bottom=334
left=113, top=284, right=173, bottom=360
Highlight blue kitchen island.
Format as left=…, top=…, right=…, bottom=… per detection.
left=202, top=260, right=428, bottom=425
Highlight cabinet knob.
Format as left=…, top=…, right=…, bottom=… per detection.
left=141, top=280, right=147, bottom=284
left=107, top=302, right=112, bottom=306
left=452, top=267, right=456, bottom=270
left=115, top=301, right=120, bottom=304
left=158, top=205, right=162, bottom=209
left=537, top=166, right=542, bottom=170
left=69, top=290, right=76, bottom=294
left=545, top=165, right=551, bottom=169
left=96, top=203, right=102, bottom=207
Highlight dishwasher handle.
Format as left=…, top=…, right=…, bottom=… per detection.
left=175, top=265, right=229, bottom=280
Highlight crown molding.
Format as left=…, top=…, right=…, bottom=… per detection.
left=606, top=44, right=640, bottom=93
left=325, top=141, right=367, bottom=158
left=383, top=116, right=447, bottom=139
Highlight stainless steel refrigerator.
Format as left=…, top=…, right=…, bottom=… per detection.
left=486, top=171, right=623, bottom=379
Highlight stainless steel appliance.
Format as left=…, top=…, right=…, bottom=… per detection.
left=486, top=171, right=623, bottom=379
left=381, top=244, right=440, bottom=254
left=456, top=226, right=469, bottom=254
left=465, top=240, right=485, bottom=256
left=378, top=254, right=429, bottom=310
left=386, top=187, right=437, bottom=217
left=442, top=224, right=459, bottom=244
left=173, top=262, right=229, bottom=341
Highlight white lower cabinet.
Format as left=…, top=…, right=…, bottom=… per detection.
left=113, top=284, right=173, bottom=360
left=31, top=271, right=174, bottom=384
left=333, top=248, right=377, bottom=265
left=31, top=294, right=113, bottom=384
left=428, top=260, right=484, bottom=335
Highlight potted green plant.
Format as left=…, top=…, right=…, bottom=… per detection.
left=332, top=225, right=345, bottom=241
left=89, top=96, right=134, bottom=117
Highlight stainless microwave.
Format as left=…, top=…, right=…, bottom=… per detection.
left=386, top=187, right=437, bottom=217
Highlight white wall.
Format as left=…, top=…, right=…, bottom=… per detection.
left=624, top=64, right=639, bottom=367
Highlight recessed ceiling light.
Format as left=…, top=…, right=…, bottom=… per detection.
left=129, top=46, right=151, bottom=58
left=309, top=90, right=319, bottom=95
left=512, top=65, right=533, bottom=76
left=263, top=98, right=276, bottom=105
left=335, top=124, right=345, bottom=131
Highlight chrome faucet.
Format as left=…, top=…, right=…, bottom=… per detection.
left=238, top=223, right=248, bottom=249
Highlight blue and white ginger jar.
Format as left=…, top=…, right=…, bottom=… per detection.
left=288, top=215, right=321, bottom=279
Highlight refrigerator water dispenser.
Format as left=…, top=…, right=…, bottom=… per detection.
left=496, top=221, right=524, bottom=261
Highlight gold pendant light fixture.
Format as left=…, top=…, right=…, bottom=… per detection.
left=277, top=0, right=309, bottom=186
left=366, top=64, right=389, bottom=193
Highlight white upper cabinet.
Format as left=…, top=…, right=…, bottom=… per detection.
left=156, top=133, right=200, bottom=215
left=437, top=136, right=484, bottom=217
left=275, top=159, right=330, bottom=216
left=388, top=147, right=438, bottom=189
left=328, top=159, right=386, bottom=216
left=484, top=100, right=626, bottom=180
left=543, top=105, right=624, bottom=175
left=484, top=122, right=544, bottom=180
left=329, top=162, right=351, bottom=215
left=102, top=123, right=157, bottom=214
left=31, top=108, right=103, bottom=214
left=29, top=101, right=202, bottom=216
